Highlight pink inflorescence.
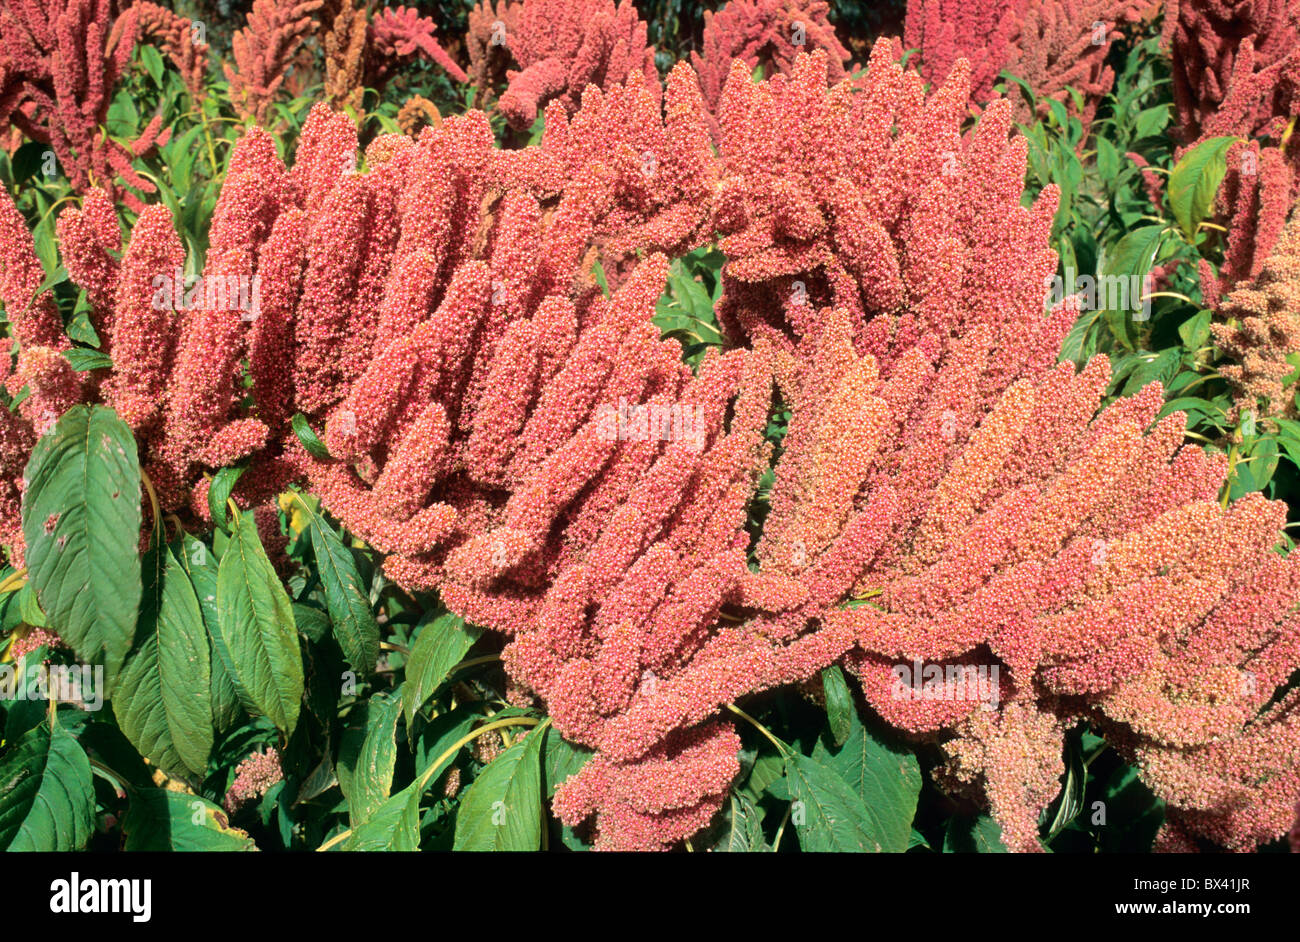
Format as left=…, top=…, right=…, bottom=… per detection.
left=0, top=0, right=172, bottom=211
left=223, top=747, right=284, bottom=813
left=904, top=0, right=1146, bottom=133
left=690, top=0, right=851, bottom=140
left=493, top=0, right=660, bottom=130
left=709, top=46, right=1300, bottom=853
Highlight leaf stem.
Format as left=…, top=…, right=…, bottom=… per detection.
left=0, top=568, right=28, bottom=595
left=725, top=703, right=790, bottom=757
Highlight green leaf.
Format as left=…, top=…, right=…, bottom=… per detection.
left=61, top=348, right=112, bottom=372
left=177, top=533, right=241, bottom=733
left=820, top=665, right=854, bottom=747
left=713, top=792, right=768, bottom=852
left=1096, top=136, right=1119, bottom=181
left=348, top=690, right=401, bottom=826
left=1177, top=308, right=1212, bottom=349
left=21, top=405, right=142, bottom=685
left=298, top=499, right=379, bottom=675
left=0, top=721, right=95, bottom=851
left=812, top=712, right=920, bottom=853
left=944, top=814, right=1010, bottom=853
left=291, top=413, right=331, bottom=461
left=784, top=752, right=884, bottom=852
left=341, top=783, right=421, bottom=851
left=1099, top=225, right=1168, bottom=349
left=542, top=726, right=592, bottom=798
left=113, top=546, right=213, bottom=778
left=401, top=612, right=481, bottom=727
left=453, top=727, right=545, bottom=851
left=207, top=464, right=246, bottom=531
left=1044, top=735, right=1086, bottom=841
left=292, top=603, right=331, bottom=644
left=1134, top=104, right=1169, bottom=139
left=123, top=789, right=257, bottom=851
left=214, top=511, right=303, bottom=735
left=138, top=44, right=165, bottom=86
left=1167, top=136, right=1236, bottom=242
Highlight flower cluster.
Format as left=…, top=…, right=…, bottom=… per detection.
left=466, top=0, right=522, bottom=104
left=690, top=0, right=851, bottom=140
left=136, top=0, right=209, bottom=102
left=493, top=0, right=660, bottom=130
left=324, top=2, right=467, bottom=111
left=223, top=747, right=284, bottom=813
left=904, top=0, right=1146, bottom=132
left=4, top=19, right=1299, bottom=853
left=711, top=43, right=1060, bottom=367
left=504, top=59, right=717, bottom=275
left=709, top=47, right=1300, bottom=852
left=224, top=0, right=325, bottom=124
left=1162, top=0, right=1300, bottom=147
left=1212, top=197, right=1300, bottom=418
left=0, top=0, right=171, bottom=210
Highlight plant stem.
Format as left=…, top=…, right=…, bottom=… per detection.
left=725, top=703, right=790, bottom=757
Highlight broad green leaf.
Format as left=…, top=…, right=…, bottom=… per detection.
left=1134, top=104, right=1169, bottom=139
left=214, top=511, right=303, bottom=735
left=944, top=814, right=1010, bottom=853
left=820, top=665, right=854, bottom=747
left=401, top=612, right=481, bottom=727
left=178, top=533, right=241, bottom=733
left=453, top=727, right=545, bottom=851
left=349, top=690, right=401, bottom=826
left=1099, top=225, right=1168, bottom=349
left=542, top=726, right=592, bottom=798
left=113, top=547, right=213, bottom=778
left=341, top=783, right=420, bottom=851
left=139, top=44, right=165, bottom=86
left=292, top=603, right=331, bottom=644
left=61, top=348, right=112, bottom=372
left=812, top=712, right=920, bottom=853
left=412, top=707, right=481, bottom=785
left=207, top=464, right=246, bottom=530
left=713, top=792, right=768, bottom=852
left=123, top=789, right=257, bottom=851
left=22, top=405, right=142, bottom=685
left=1177, top=308, right=1212, bottom=349
left=1167, top=136, right=1236, bottom=241
left=299, top=500, right=379, bottom=675
left=0, top=721, right=95, bottom=851
left=291, top=414, right=331, bottom=461
left=784, top=752, right=882, bottom=851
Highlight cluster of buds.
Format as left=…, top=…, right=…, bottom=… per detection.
left=1162, top=0, right=1300, bottom=148
left=323, top=2, right=467, bottom=112
left=904, top=0, right=1147, bottom=134
left=223, top=747, right=284, bottom=813
left=0, top=0, right=172, bottom=211
left=493, top=0, right=660, bottom=131
left=224, top=0, right=325, bottom=125
left=466, top=0, right=522, bottom=104
left=135, top=0, right=209, bottom=102
left=690, top=0, right=852, bottom=140
left=3, top=21, right=1299, bottom=852
left=1211, top=199, right=1300, bottom=419
left=709, top=45, right=1300, bottom=852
